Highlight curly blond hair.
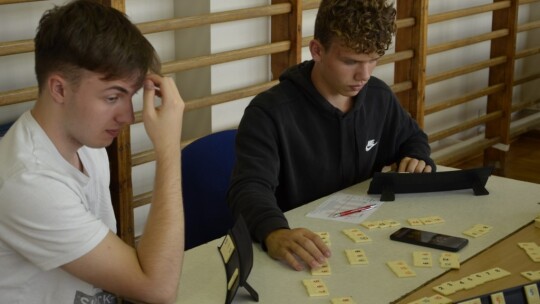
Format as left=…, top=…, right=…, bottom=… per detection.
left=314, top=0, right=396, bottom=56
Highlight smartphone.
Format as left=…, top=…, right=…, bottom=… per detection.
left=389, top=227, right=468, bottom=252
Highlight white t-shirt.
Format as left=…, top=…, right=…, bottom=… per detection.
left=0, top=111, right=117, bottom=303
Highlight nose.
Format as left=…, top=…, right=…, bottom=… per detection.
left=354, top=63, right=371, bottom=83
left=116, top=100, right=135, bottom=125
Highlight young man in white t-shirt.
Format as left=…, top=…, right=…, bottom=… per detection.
left=0, top=1, right=185, bottom=303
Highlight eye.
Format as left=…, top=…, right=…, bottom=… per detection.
left=344, top=59, right=357, bottom=65
left=106, top=95, right=119, bottom=103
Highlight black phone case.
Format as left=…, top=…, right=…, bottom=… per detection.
left=389, top=227, right=469, bottom=252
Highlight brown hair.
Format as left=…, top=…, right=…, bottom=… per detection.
left=314, top=0, right=396, bottom=56
left=34, top=0, right=160, bottom=91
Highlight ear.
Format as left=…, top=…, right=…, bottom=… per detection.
left=47, top=73, right=69, bottom=104
left=309, top=39, right=324, bottom=62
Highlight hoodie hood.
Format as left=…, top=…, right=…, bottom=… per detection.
left=278, top=60, right=368, bottom=117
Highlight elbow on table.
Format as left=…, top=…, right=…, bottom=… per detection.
left=128, top=282, right=179, bottom=304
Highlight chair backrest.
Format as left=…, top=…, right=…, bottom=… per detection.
left=181, top=129, right=237, bottom=250
left=0, top=122, right=13, bottom=140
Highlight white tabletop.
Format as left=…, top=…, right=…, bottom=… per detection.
left=175, top=167, right=540, bottom=303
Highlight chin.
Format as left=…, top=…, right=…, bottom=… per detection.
left=342, top=91, right=359, bottom=97
left=86, top=140, right=113, bottom=149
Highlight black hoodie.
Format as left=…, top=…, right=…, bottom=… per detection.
left=227, top=60, right=435, bottom=246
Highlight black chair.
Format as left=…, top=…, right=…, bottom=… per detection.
left=181, top=129, right=237, bottom=250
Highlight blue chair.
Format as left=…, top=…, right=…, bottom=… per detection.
left=0, top=122, right=13, bottom=140
left=181, top=129, right=237, bottom=250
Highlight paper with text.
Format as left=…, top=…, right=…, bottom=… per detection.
left=306, top=193, right=382, bottom=223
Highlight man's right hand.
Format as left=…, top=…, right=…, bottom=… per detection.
left=265, top=228, right=331, bottom=271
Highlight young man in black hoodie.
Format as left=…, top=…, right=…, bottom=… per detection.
left=228, top=0, right=435, bottom=271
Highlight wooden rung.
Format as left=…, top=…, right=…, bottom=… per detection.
left=0, top=39, right=34, bottom=57
left=511, top=97, right=540, bottom=112
left=396, top=17, right=416, bottom=29
left=425, top=84, right=505, bottom=115
left=426, top=56, right=507, bottom=85
left=515, top=46, right=540, bottom=59
left=301, top=36, right=312, bottom=47
left=137, top=3, right=292, bottom=35
left=0, top=86, right=38, bottom=106
left=517, top=20, right=540, bottom=32
left=132, top=138, right=193, bottom=168
left=162, top=41, right=290, bottom=74
left=428, top=111, right=502, bottom=143
left=132, top=130, right=228, bottom=171
left=378, top=50, right=414, bottom=66
left=133, top=191, right=152, bottom=209
left=427, top=29, right=508, bottom=55
left=0, top=0, right=45, bottom=4
left=519, top=0, right=540, bottom=5
left=510, top=111, right=540, bottom=138
left=390, top=81, right=412, bottom=94
left=428, top=2, right=511, bottom=24
left=131, top=150, right=156, bottom=168
left=185, top=80, right=278, bottom=111
left=513, top=72, right=540, bottom=86
left=431, top=134, right=500, bottom=166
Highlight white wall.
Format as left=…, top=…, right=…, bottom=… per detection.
left=0, top=1, right=62, bottom=123
left=209, top=0, right=270, bottom=132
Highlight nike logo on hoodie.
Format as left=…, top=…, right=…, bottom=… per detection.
left=365, top=139, right=378, bottom=151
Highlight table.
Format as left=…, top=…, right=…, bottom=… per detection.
left=396, top=222, right=540, bottom=303
left=175, top=167, right=540, bottom=303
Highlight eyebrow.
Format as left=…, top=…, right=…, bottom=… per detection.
left=342, top=56, right=381, bottom=62
left=339, top=50, right=381, bottom=61
left=105, top=85, right=131, bottom=94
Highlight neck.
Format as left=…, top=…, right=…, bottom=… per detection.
left=328, top=96, right=353, bottom=113
left=311, top=64, right=353, bottom=113
left=31, top=100, right=82, bottom=170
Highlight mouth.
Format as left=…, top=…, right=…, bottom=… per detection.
left=106, top=129, right=121, bottom=138
left=349, top=84, right=364, bottom=91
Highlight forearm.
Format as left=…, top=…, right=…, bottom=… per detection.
left=137, top=148, right=184, bottom=297
left=229, top=105, right=290, bottom=243
left=228, top=180, right=289, bottom=245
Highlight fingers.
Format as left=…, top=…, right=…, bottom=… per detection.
left=142, top=79, right=157, bottom=120
left=291, top=234, right=328, bottom=269
left=144, top=75, right=181, bottom=106
left=398, top=157, right=432, bottom=173
left=265, top=228, right=332, bottom=271
left=141, top=74, right=185, bottom=151
left=281, top=246, right=307, bottom=271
